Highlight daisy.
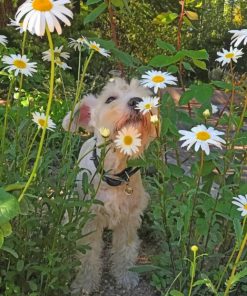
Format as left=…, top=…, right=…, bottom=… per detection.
left=88, top=41, right=110, bottom=57
left=114, top=126, right=142, bottom=156
left=216, top=46, right=243, bottom=66
left=0, top=35, right=8, bottom=47
left=2, top=54, right=37, bottom=77
left=8, top=18, right=24, bottom=34
left=42, top=46, right=70, bottom=62
left=55, top=60, right=71, bottom=70
left=68, top=36, right=89, bottom=51
left=135, top=96, right=159, bottom=115
left=140, top=70, right=177, bottom=94
left=179, top=124, right=226, bottom=155
left=229, top=29, right=247, bottom=47
left=232, top=195, right=247, bottom=217
left=15, top=0, right=73, bottom=37
left=32, top=112, right=56, bottom=131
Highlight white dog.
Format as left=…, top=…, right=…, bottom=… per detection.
left=63, top=78, right=157, bottom=295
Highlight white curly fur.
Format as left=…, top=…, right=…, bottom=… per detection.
left=63, top=78, right=157, bottom=295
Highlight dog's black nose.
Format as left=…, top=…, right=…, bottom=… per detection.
left=128, top=97, right=142, bottom=109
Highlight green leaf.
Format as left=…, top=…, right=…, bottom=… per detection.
left=111, top=0, right=124, bottom=8
left=17, top=259, right=24, bottom=272
left=156, top=39, right=176, bottom=53
left=179, top=90, right=194, bottom=105
left=86, top=0, right=103, bottom=5
left=3, top=182, right=26, bottom=192
left=181, top=49, right=209, bottom=60
left=0, top=222, right=12, bottom=237
left=211, top=80, right=233, bottom=90
left=112, top=48, right=138, bottom=66
left=167, top=65, right=178, bottom=73
left=183, top=62, right=195, bottom=72
left=180, top=84, right=213, bottom=106
left=193, top=59, right=207, bottom=70
left=0, top=188, right=20, bottom=224
left=149, top=55, right=179, bottom=67
left=0, top=229, right=3, bottom=248
left=234, top=132, right=247, bottom=145
left=168, top=164, right=184, bottom=178
left=231, top=267, right=247, bottom=287
left=1, top=246, right=19, bottom=258
left=84, top=2, right=107, bottom=24
left=170, top=290, right=184, bottom=296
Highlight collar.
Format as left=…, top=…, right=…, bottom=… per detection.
left=90, top=140, right=140, bottom=187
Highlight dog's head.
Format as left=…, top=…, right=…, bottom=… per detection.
left=63, top=78, right=157, bottom=156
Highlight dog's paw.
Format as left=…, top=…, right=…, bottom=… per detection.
left=116, top=271, right=139, bottom=289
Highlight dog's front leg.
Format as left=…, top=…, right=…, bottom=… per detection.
left=111, top=216, right=141, bottom=289
left=71, top=219, right=104, bottom=295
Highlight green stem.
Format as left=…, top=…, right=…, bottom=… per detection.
left=1, top=79, right=15, bottom=155
left=224, top=217, right=247, bottom=296
left=188, top=150, right=204, bottom=250
left=188, top=250, right=197, bottom=296
left=21, top=30, right=27, bottom=56
left=18, top=28, right=55, bottom=203
left=21, top=128, right=40, bottom=176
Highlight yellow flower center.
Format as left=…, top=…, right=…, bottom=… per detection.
left=225, top=53, right=234, bottom=59
left=152, top=75, right=165, bottom=83
left=244, top=204, right=247, bottom=210
left=32, top=0, right=53, bottom=11
left=38, top=119, right=47, bottom=127
left=13, top=59, right=27, bottom=69
left=123, top=135, right=133, bottom=146
left=196, top=131, right=211, bottom=141
left=90, top=44, right=100, bottom=52
left=144, top=103, right=152, bottom=110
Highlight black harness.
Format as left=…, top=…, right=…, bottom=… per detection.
left=91, top=143, right=140, bottom=187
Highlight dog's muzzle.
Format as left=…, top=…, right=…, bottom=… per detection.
left=128, top=97, right=142, bottom=111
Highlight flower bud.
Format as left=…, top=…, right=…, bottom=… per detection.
left=99, top=127, right=110, bottom=138
left=191, top=245, right=198, bottom=253
left=203, top=109, right=210, bottom=119
left=150, top=114, right=159, bottom=124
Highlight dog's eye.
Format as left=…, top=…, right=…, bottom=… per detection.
left=105, top=96, right=117, bottom=104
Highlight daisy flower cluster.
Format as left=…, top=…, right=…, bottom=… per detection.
left=42, top=46, right=71, bottom=70
left=216, top=27, right=247, bottom=66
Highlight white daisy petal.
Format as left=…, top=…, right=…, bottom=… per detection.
left=0, top=35, right=8, bottom=47
left=232, top=194, right=247, bottom=217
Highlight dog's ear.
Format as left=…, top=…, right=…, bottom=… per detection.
left=62, top=94, right=97, bottom=132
